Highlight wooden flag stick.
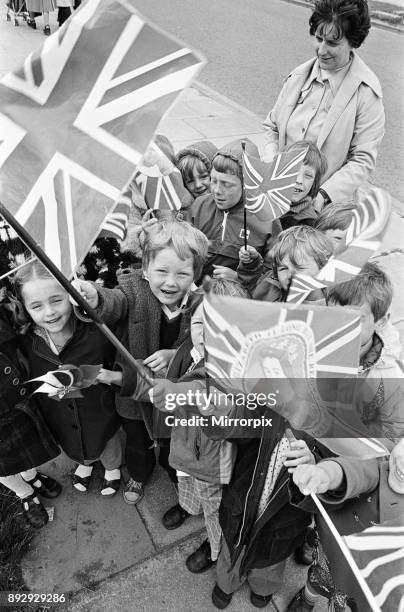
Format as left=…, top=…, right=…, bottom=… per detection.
left=240, top=140, right=248, bottom=250
left=0, top=202, right=154, bottom=387
left=311, top=493, right=382, bottom=612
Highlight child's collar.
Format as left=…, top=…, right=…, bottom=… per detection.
left=359, top=332, right=383, bottom=373
left=160, top=283, right=197, bottom=320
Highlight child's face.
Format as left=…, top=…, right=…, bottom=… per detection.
left=22, top=279, right=72, bottom=334
left=329, top=300, right=387, bottom=358
left=291, top=163, right=315, bottom=204
left=185, top=166, right=210, bottom=198
left=190, top=302, right=204, bottom=356
left=145, top=247, right=194, bottom=310
left=210, top=169, right=243, bottom=210
left=325, top=229, right=347, bottom=254
left=277, top=254, right=321, bottom=291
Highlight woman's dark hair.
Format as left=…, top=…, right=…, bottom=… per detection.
left=309, top=0, right=371, bottom=48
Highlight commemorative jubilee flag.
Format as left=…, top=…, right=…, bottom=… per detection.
left=286, top=187, right=391, bottom=303
left=242, top=146, right=308, bottom=223
left=0, top=0, right=204, bottom=277
left=203, top=292, right=391, bottom=456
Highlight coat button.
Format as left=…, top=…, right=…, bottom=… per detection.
left=72, top=425, right=78, bottom=430
left=12, top=378, right=19, bottom=386
left=4, top=366, right=11, bottom=374
left=20, top=388, right=26, bottom=396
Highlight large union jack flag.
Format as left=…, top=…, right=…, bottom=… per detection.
left=242, top=146, right=307, bottom=223
left=287, top=188, right=391, bottom=303
left=0, top=0, right=204, bottom=277
left=344, top=518, right=404, bottom=612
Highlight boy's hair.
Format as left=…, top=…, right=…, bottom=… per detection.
left=188, top=279, right=249, bottom=317
left=142, top=220, right=209, bottom=279
left=154, top=134, right=176, bottom=164
left=287, top=140, right=328, bottom=199
left=212, top=154, right=242, bottom=182
left=326, top=262, right=393, bottom=321
left=177, top=156, right=209, bottom=186
left=270, top=225, right=334, bottom=272
left=315, top=203, right=357, bottom=232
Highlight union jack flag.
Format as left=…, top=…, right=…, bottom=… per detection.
left=242, top=146, right=307, bottom=223
left=98, top=188, right=132, bottom=241
left=287, top=188, right=392, bottom=304
left=132, top=146, right=193, bottom=211
left=0, top=0, right=204, bottom=277
left=344, top=518, right=404, bottom=612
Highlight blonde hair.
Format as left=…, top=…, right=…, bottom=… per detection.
left=271, top=226, right=334, bottom=273
left=142, top=220, right=209, bottom=279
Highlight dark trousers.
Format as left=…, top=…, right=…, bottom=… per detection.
left=121, top=417, right=177, bottom=485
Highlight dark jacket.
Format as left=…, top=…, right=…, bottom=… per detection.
left=21, top=316, right=119, bottom=463
left=219, top=408, right=314, bottom=576
left=237, top=255, right=285, bottom=302
left=164, top=338, right=235, bottom=484
left=190, top=194, right=273, bottom=280
left=95, top=270, right=190, bottom=435
left=0, top=307, right=60, bottom=476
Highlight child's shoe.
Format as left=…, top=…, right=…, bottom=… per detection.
left=123, top=478, right=144, bottom=504
left=100, top=469, right=121, bottom=496
left=211, top=584, right=233, bottom=609
left=250, top=591, right=273, bottom=608
left=186, top=538, right=215, bottom=573
left=43, top=25, right=51, bottom=35
left=23, top=473, right=62, bottom=499
left=72, top=464, right=93, bottom=492
left=287, top=588, right=315, bottom=612
left=27, top=18, right=36, bottom=28
left=20, top=493, right=49, bottom=529
left=162, top=503, right=190, bottom=529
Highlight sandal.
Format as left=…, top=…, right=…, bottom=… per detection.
left=100, top=475, right=121, bottom=496
left=72, top=465, right=93, bottom=493
left=20, top=493, right=49, bottom=529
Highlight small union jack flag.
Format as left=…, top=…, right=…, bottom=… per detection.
left=242, top=146, right=307, bottom=223
left=287, top=188, right=391, bottom=304
left=0, top=0, right=204, bottom=277
left=98, top=189, right=132, bottom=241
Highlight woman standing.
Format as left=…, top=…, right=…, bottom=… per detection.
left=262, top=0, right=384, bottom=209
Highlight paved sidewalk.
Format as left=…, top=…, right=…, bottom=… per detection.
left=0, top=6, right=403, bottom=611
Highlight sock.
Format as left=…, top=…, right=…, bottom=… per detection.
left=101, top=468, right=120, bottom=496
left=74, top=464, right=93, bottom=491
left=304, top=582, right=321, bottom=604
left=0, top=474, right=34, bottom=499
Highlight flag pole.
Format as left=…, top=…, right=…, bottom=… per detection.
left=241, top=140, right=248, bottom=250
left=311, top=493, right=382, bottom=612
left=0, top=202, right=154, bottom=386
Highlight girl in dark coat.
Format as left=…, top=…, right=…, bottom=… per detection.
left=0, top=293, right=61, bottom=528
left=13, top=262, right=122, bottom=496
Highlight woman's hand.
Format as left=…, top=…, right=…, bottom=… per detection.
left=284, top=440, right=315, bottom=473
left=239, top=245, right=259, bottom=265
left=212, top=265, right=238, bottom=281
left=144, top=349, right=175, bottom=373
left=96, top=368, right=123, bottom=386
left=70, top=279, right=99, bottom=308
left=293, top=461, right=344, bottom=496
